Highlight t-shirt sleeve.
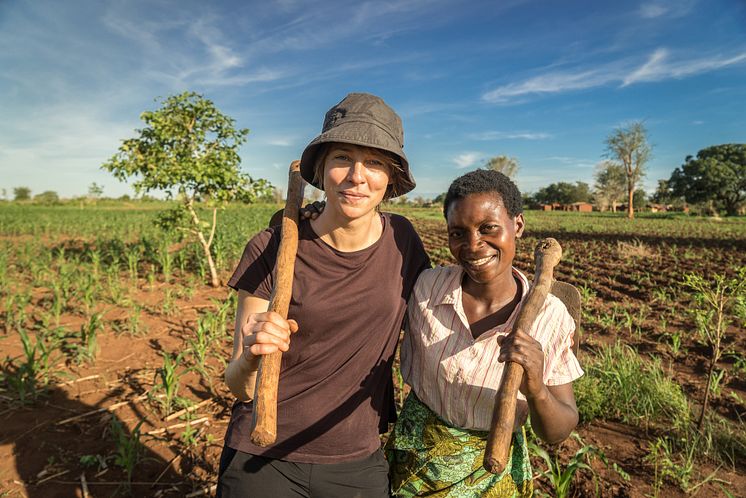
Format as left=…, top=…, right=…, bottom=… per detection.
left=544, top=305, right=584, bottom=386
left=226, top=228, right=279, bottom=300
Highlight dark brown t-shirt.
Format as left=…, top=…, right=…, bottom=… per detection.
left=226, top=212, right=430, bottom=463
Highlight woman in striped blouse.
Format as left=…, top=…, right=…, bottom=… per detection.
left=386, top=169, right=583, bottom=497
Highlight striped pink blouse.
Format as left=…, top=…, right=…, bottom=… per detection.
left=401, top=265, right=584, bottom=431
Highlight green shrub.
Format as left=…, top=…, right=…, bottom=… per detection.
left=575, top=342, right=690, bottom=431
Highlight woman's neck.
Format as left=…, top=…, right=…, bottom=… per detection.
left=462, top=270, right=519, bottom=312
left=310, top=209, right=383, bottom=252
left=462, top=271, right=522, bottom=337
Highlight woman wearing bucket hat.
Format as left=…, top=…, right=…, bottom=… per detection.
left=219, top=93, right=430, bottom=497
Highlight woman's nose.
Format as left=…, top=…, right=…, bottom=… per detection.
left=467, top=232, right=482, bottom=250
left=348, top=161, right=366, bottom=183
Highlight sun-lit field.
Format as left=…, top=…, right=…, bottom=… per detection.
left=1, top=202, right=745, bottom=497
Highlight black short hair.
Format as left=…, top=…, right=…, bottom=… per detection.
left=443, top=169, right=523, bottom=218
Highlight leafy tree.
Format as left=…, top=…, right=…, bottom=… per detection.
left=483, top=155, right=519, bottom=179
left=650, top=180, right=671, bottom=204
left=604, top=122, right=652, bottom=219
left=649, top=179, right=686, bottom=209
left=13, top=187, right=31, bottom=201
left=632, top=189, right=647, bottom=209
left=432, top=192, right=446, bottom=205
left=88, top=182, right=104, bottom=200
left=102, top=91, right=272, bottom=287
left=267, top=187, right=284, bottom=204
left=33, top=191, right=60, bottom=205
left=534, top=181, right=592, bottom=205
left=593, top=160, right=627, bottom=212
left=669, top=144, right=746, bottom=216
left=521, top=192, right=538, bottom=209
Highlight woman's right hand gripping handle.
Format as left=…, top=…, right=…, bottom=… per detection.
left=225, top=290, right=298, bottom=401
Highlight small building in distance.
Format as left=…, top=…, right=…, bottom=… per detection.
left=563, top=202, right=593, bottom=212
left=648, top=203, right=667, bottom=213
left=541, top=202, right=593, bottom=212
left=647, top=203, right=691, bottom=214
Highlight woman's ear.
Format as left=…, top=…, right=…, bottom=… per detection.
left=514, top=213, right=526, bottom=238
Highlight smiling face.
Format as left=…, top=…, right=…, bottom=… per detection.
left=446, top=192, right=525, bottom=287
left=320, top=143, right=393, bottom=221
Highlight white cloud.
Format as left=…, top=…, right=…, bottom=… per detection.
left=622, top=48, right=669, bottom=85
left=639, top=3, right=669, bottom=18
left=482, top=68, right=618, bottom=103
left=469, top=131, right=552, bottom=141
left=266, top=137, right=295, bottom=147
left=639, top=0, right=696, bottom=19
left=622, top=49, right=746, bottom=86
left=453, top=152, right=483, bottom=169
left=483, top=48, right=746, bottom=103
left=545, top=156, right=596, bottom=169
left=189, top=20, right=243, bottom=71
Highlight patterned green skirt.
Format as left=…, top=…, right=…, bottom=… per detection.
left=385, top=393, right=533, bottom=497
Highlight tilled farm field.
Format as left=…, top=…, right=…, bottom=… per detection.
left=1, top=204, right=745, bottom=497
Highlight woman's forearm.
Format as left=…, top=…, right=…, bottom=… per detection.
left=225, top=356, right=258, bottom=402
left=525, top=385, right=578, bottom=444
left=225, top=291, right=270, bottom=401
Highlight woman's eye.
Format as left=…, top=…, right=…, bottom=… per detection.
left=366, top=159, right=386, bottom=169
left=334, top=154, right=351, bottom=161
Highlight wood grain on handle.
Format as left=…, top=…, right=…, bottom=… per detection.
left=250, top=160, right=305, bottom=447
left=483, top=238, right=562, bottom=473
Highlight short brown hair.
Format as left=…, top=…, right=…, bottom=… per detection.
left=312, top=143, right=408, bottom=201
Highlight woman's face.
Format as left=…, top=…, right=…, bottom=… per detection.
left=321, top=143, right=392, bottom=221
left=446, top=192, right=524, bottom=286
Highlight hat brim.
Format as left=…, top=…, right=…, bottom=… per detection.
left=299, top=121, right=415, bottom=198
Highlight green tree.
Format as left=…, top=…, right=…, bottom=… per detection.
left=88, top=182, right=104, bottom=201
left=534, top=181, right=592, bottom=205
left=483, top=155, right=519, bottom=179
left=13, top=187, right=31, bottom=201
left=633, top=189, right=647, bottom=209
left=604, top=122, right=652, bottom=219
left=649, top=179, right=686, bottom=209
left=33, top=191, right=60, bottom=205
left=102, top=91, right=271, bottom=287
left=669, top=144, right=746, bottom=216
left=650, top=179, right=671, bottom=204
left=593, top=160, right=627, bottom=212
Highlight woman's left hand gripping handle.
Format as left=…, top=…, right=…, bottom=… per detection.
left=241, top=311, right=298, bottom=369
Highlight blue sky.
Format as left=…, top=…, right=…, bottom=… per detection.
left=1, top=0, right=745, bottom=200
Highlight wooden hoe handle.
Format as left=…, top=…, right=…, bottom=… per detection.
left=250, top=160, right=305, bottom=447
left=483, top=238, right=562, bottom=473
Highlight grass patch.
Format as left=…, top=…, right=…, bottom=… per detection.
left=576, top=342, right=746, bottom=472
left=575, top=342, right=690, bottom=431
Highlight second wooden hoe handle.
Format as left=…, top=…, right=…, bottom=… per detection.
left=250, top=160, right=305, bottom=447
left=483, top=238, right=562, bottom=473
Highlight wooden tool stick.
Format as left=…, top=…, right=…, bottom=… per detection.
left=250, top=160, right=305, bottom=447
left=483, top=238, right=562, bottom=474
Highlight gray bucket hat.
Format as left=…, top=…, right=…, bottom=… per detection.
left=299, top=93, right=416, bottom=198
